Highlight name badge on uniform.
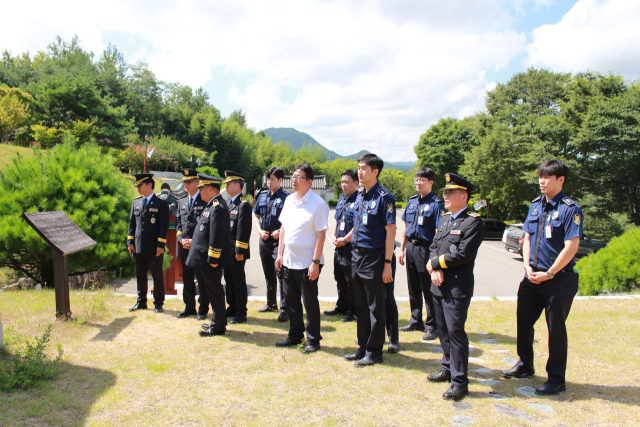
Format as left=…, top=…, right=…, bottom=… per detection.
left=230, top=220, right=234, bottom=228
left=362, top=213, right=368, bottom=225
left=271, top=207, right=277, bottom=216
left=200, top=224, right=205, bottom=232
left=545, top=225, right=552, bottom=238
left=340, top=221, right=345, bottom=231
left=150, top=218, right=156, bottom=224
left=418, top=216, right=424, bottom=225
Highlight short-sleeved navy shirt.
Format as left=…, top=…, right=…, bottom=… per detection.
left=351, top=181, right=396, bottom=250
left=523, top=191, right=583, bottom=272
left=333, top=191, right=359, bottom=256
left=252, top=187, right=290, bottom=232
left=401, top=191, right=444, bottom=242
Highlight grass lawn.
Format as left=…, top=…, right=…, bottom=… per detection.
left=1, top=291, right=639, bottom=426
left=0, top=144, right=36, bottom=169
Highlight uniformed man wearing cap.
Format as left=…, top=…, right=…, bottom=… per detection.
left=223, top=170, right=252, bottom=324
left=426, top=173, right=484, bottom=401
left=175, top=168, right=210, bottom=320
left=186, top=174, right=232, bottom=336
left=252, top=167, right=290, bottom=321
left=398, top=167, right=444, bottom=342
left=127, top=173, right=171, bottom=313
left=341, top=153, right=399, bottom=367
left=502, top=160, right=583, bottom=396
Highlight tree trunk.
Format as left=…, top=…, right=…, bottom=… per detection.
left=507, top=201, right=515, bottom=221
left=40, top=257, right=55, bottom=288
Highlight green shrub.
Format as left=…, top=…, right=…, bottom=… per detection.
left=197, top=166, right=220, bottom=177
left=576, top=227, right=640, bottom=295
left=0, top=324, right=64, bottom=390
left=0, top=137, right=135, bottom=287
left=328, top=200, right=337, bottom=207
left=396, top=202, right=407, bottom=209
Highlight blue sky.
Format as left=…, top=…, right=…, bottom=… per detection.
left=2, top=0, right=639, bottom=161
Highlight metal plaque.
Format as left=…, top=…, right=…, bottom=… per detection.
left=23, top=211, right=97, bottom=255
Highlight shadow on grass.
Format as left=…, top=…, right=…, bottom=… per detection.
left=90, top=316, right=135, bottom=341
left=0, top=362, right=117, bottom=427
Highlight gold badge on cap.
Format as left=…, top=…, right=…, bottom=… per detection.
left=445, top=174, right=451, bottom=182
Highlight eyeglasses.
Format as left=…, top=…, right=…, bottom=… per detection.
left=442, top=190, right=464, bottom=197
left=291, top=175, right=308, bottom=181
left=414, top=178, right=429, bottom=183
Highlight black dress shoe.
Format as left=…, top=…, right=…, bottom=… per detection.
left=344, top=349, right=366, bottom=361
left=502, top=364, right=535, bottom=379
left=197, top=314, right=206, bottom=321
left=258, top=305, right=278, bottom=313
left=323, top=309, right=345, bottom=316
left=421, top=330, right=438, bottom=342
left=177, top=310, right=197, bottom=318
left=302, top=343, right=320, bottom=354
left=399, top=323, right=423, bottom=332
left=443, top=384, right=469, bottom=401
left=354, top=355, right=383, bottom=367
left=129, top=303, right=148, bottom=312
left=340, top=314, right=357, bottom=322
left=199, top=328, right=225, bottom=337
left=154, top=307, right=163, bottom=313
left=428, top=370, right=452, bottom=383
left=275, top=337, right=302, bottom=347
left=229, top=315, right=247, bottom=324
left=202, top=323, right=214, bottom=330
left=535, top=382, right=566, bottom=395
left=388, top=342, right=400, bottom=353
left=277, top=310, right=289, bottom=322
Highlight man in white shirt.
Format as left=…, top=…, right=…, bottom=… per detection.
left=275, top=164, right=329, bottom=354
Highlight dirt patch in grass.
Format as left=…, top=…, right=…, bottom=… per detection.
left=1, top=290, right=639, bottom=426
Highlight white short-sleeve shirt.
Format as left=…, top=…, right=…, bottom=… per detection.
left=278, top=189, right=329, bottom=269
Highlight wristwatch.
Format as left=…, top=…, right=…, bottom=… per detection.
left=384, top=259, right=392, bottom=264
left=312, top=259, right=320, bottom=265
left=546, top=270, right=555, bottom=279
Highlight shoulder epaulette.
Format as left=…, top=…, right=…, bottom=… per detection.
left=562, top=197, right=575, bottom=206
left=134, top=195, right=143, bottom=200
left=432, top=196, right=442, bottom=203
left=240, top=197, right=248, bottom=204
left=532, top=195, right=543, bottom=203
left=178, top=194, right=189, bottom=200
left=409, top=194, right=419, bottom=199
left=468, top=212, right=480, bottom=217
left=213, top=199, right=220, bottom=208
left=378, top=188, right=387, bottom=197
left=442, top=211, right=451, bottom=216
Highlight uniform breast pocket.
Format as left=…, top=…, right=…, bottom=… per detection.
left=134, top=210, right=141, bottom=217
left=404, top=210, right=415, bottom=224
left=195, top=244, right=207, bottom=253
left=446, top=235, right=462, bottom=253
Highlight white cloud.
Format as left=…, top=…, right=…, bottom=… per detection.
left=526, top=0, right=640, bottom=79
left=0, top=1, right=529, bottom=161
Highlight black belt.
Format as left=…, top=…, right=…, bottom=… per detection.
left=353, top=247, right=383, bottom=254
left=409, top=238, right=430, bottom=246
left=532, top=266, right=576, bottom=275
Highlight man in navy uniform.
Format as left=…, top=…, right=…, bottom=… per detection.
left=186, top=174, right=232, bottom=336
left=342, top=153, right=399, bottom=366
left=127, top=173, right=170, bottom=313
left=253, top=166, right=290, bottom=321
left=398, top=167, right=444, bottom=342
left=175, top=168, right=210, bottom=320
left=327, top=169, right=359, bottom=322
left=223, top=170, right=252, bottom=324
left=426, top=173, right=483, bottom=401
left=502, top=160, right=583, bottom=396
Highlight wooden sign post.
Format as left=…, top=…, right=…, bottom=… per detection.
left=22, top=211, right=97, bottom=320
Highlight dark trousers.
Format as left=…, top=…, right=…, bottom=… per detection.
left=405, top=241, right=436, bottom=331
left=385, top=255, right=398, bottom=345
left=282, top=265, right=323, bottom=345
left=195, top=264, right=226, bottom=333
left=180, top=249, right=210, bottom=315
left=352, top=248, right=388, bottom=359
left=333, top=252, right=356, bottom=316
left=259, top=237, right=287, bottom=311
left=433, top=296, right=471, bottom=386
left=224, top=258, right=248, bottom=317
left=516, top=272, right=579, bottom=384
left=135, top=252, right=165, bottom=307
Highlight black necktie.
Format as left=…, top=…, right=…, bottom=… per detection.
left=352, top=194, right=366, bottom=248
left=189, top=197, right=194, bottom=210
left=143, top=197, right=148, bottom=210
left=409, top=198, right=421, bottom=238
left=533, top=203, right=549, bottom=268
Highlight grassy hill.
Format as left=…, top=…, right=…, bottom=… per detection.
left=0, top=144, right=36, bottom=169
left=262, top=128, right=416, bottom=171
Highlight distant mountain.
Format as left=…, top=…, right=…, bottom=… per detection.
left=262, top=127, right=415, bottom=171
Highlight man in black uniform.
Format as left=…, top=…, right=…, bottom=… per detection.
left=398, top=167, right=444, bottom=342
left=223, top=170, right=252, bottom=324
left=127, top=173, right=170, bottom=313
left=253, top=166, right=290, bottom=321
left=175, top=168, right=210, bottom=320
left=426, top=173, right=483, bottom=401
left=502, top=160, right=583, bottom=396
left=327, top=169, right=359, bottom=322
left=342, top=153, right=398, bottom=366
left=186, top=174, right=232, bottom=336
